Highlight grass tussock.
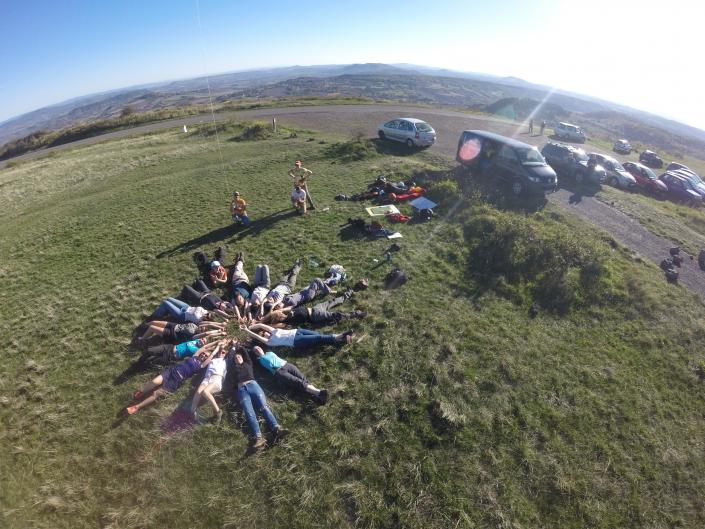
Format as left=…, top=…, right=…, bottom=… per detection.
left=324, top=134, right=377, bottom=162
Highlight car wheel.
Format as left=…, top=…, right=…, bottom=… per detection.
left=511, top=179, right=524, bottom=196
left=609, top=177, right=619, bottom=188
left=378, top=131, right=386, bottom=140
left=406, top=139, right=414, bottom=148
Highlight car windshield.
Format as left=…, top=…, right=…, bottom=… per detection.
left=519, top=147, right=546, bottom=165
left=415, top=122, right=433, bottom=132
left=613, top=161, right=626, bottom=171
left=642, top=166, right=657, bottom=180
left=573, top=150, right=589, bottom=162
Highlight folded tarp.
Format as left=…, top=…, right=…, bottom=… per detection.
left=409, top=197, right=437, bottom=210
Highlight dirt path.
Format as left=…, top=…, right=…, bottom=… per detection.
left=4, top=103, right=703, bottom=299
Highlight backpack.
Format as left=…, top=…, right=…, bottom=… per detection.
left=419, top=208, right=434, bottom=221
left=385, top=268, right=409, bottom=289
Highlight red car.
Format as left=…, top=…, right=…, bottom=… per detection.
left=623, top=161, right=668, bottom=196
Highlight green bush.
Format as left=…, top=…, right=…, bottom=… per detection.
left=426, top=179, right=461, bottom=205
left=463, top=206, right=608, bottom=313
left=324, top=134, right=376, bottom=162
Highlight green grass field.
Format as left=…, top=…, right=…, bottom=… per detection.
left=2, top=121, right=705, bottom=529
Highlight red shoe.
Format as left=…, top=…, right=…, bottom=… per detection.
left=126, top=406, right=139, bottom=415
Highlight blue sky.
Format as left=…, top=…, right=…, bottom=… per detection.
left=2, top=0, right=705, bottom=129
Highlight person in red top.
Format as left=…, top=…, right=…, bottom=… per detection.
left=208, top=260, right=228, bottom=288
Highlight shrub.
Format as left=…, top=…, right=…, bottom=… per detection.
left=234, top=121, right=270, bottom=141
left=324, top=134, right=376, bottom=162
left=463, top=206, right=608, bottom=313
left=426, top=179, right=461, bottom=205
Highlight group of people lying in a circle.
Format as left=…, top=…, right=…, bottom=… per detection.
left=126, top=247, right=365, bottom=450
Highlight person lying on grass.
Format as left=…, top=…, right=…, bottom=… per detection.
left=242, top=322, right=353, bottom=349
left=180, top=279, right=238, bottom=317
left=136, top=321, right=227, bottom=345
left=227, top=341, right=289, bottom=449
left=145, top=335, right=222, bottom=363
left=258, top=294, right=365, bottom=328
left=190, top=342, right=229, bottom=423
left=126, top=344, right=222, bottom=415
left=152, top=296, right=231, bottom=323
left=271, top=277, right=335, bottom=311
left=261, top=259, right=302, bottom=314
left=247, top=264, right=272, bottom=319
left=230, top=252, right=253, bottom=320
left=251, top=346, right=329, bottom=404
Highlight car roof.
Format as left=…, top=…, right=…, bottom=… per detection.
left=461, top=130, right=535, bottom=150
left=558, top=122, right=581, bottom=128
left=616, top=139, right=629, bottom=143
left=396, top=118, right=428, bottom=124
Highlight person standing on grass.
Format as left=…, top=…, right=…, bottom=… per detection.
left=291, top=184, right=307, bottom=215
left=226, top=342, right=289, bottom=449
left=230, top=191, right=250, bottom=226
left=242, top=322, right=353, bottom=349
left=251, top=346, right=329, bottom=404
left=190, top=343, right=228, bottom=423
left=289, top=159, right=315, bottom=209
left=529, top=119, right=534, bottom=134
left=126, top=344, right=221, bottom=415
left=540, top=120, right=546, bottom=135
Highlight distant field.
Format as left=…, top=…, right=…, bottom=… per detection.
left=2, top=121, right=705, bottom=529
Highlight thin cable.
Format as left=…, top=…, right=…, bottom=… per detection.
left=195, top=0, right=226, bottom=174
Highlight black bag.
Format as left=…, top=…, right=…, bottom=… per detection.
left=385, top=268, right=409, bottom=289
left=419, top=208, right=434, bottom=221
left=354, top=278, right=370, bottom=291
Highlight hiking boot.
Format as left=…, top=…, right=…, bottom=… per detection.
left=343, top=290, right=354, bottom=300
left=274, top=427, right=290, bottom=440
left=352, top=310, right=367, bottom=319
left=337, top=330, right=354, bottom=344
left=252, top=436, right=266, bottom=449
left=317, top=389, right=329, bottom=405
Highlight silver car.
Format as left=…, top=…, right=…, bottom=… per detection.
left=378, top=118, right=436, bottom=148
left=591, top=153, right=637, bottom=189
left=554, top=122, right=586, bottom=143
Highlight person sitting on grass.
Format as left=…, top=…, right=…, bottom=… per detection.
left=190, top=343, right=229, bottom=423
left=291, top=184, right=307, bottom=215
left=227, top=342, right=288, bottom=449
left=251, top=346, right=329, bottom=404
left=242, top=322, right=353, bottom=349
left=126, top=344, right=222, bottom=415
left=230, top=191, right=250, bottom=226
left=180, top=280, right=238, bottom=316
left=145, top=335, right=221, bottom=364
left=152, top=296, right=230, bottom=323
left=136, top=320, right=226, bottom=345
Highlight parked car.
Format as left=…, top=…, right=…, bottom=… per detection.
left=639, top=150, right=663, bottom=168
left=613, top=139, right=632, bottom=154
left=590, top=153, right=637, bottom=189
left=622, top=161, right=668, bottom=195
left=377, top=118, right=436, bottom=148
left=668, top=168, right=705, bottom=195
left=554, top=122, right=586, bottom=143
left=666, top=162, right=694, bottom=174
left=659, top=171, right=704, bottom=205
left=456, top=130, right=557, bottom=195
left=541, top=142, right=606, bottom=184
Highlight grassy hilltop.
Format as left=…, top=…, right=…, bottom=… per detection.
left=1, top=121, right=705, bottom=529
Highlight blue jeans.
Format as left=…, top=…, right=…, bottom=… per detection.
left=237, top=381, right=279, bottom=438
left=293, top=328, right=338, bottom=349
left=233, top=214, right=250, bottom=226
left=154, top=297, right=188, bottom=320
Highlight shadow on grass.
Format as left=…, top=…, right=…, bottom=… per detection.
left=372, top=138, right=424, bottom=157
left=156, top=209, right=297, bottom=257
left=113, top=352, right=160, bottom=386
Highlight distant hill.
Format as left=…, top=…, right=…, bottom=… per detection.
left=2, top=63, right=705, bottom=158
